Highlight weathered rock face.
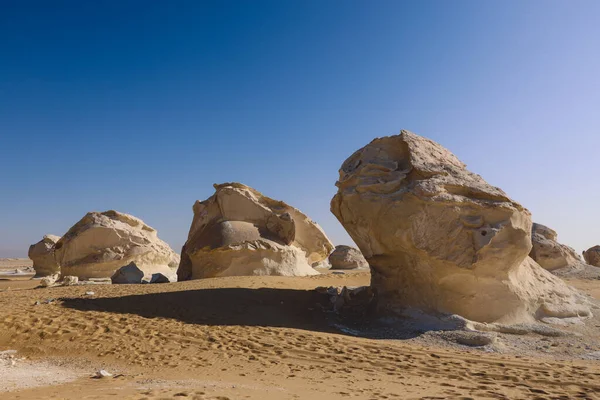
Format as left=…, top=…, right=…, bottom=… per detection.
left=54, top=210, right=179, bottom=280
left=583, top=246, right=600, bottom=267
left=329, top=245, right=369, bottom=270
left=331, top=130, right=590, bottom=323
left=529, top=223, right=583, bottom=271
left=111, top=263, right=145, bottom=284
left=28, top=234, right=61, bottom=277
left=178, top=183, right=334, bottom=280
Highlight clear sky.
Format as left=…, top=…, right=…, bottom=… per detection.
left=1, top=1, right=599, bottom=257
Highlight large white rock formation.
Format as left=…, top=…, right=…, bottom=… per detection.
left=28, top=234, right=61, bottom=277
left=529, top=223, right=583, bottom=271
left=331, top=130, right=590, bottom=324
left=178, top=183, right=334, bottom=280
left=53, top=210, right=178, bottom=281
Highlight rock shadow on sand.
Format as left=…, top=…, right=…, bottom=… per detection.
left=61, top=288, right=341, bottom=332
left=59, top=287, right=423, bottom=339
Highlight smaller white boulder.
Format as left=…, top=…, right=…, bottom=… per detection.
left=29, top=234, right=61, bottom=277
left=111, top=262, right=177, bottom=284
left=329, top=245, right=369, bottom=270
left=529, top=223, right=583, bottom=271
left=111, top=263, right=144, bottom=284
left=61, top=276, right=79, bottom=286
left=583, top=246, right=600, bottom=267
left=40, top=274, right=59, bottom=288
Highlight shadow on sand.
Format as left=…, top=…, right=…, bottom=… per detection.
left=61, top=287, right=425, bottom=339
left=61, top=287, right=343, bottom=333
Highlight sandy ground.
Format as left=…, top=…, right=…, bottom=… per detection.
left=1, top=258, right=600, bottom=399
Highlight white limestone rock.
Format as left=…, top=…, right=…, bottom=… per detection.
left=54, top=210, right=179, bottom=280
left=28, top=235, right=61, bottom=277
left=583, top=245, right=600, bottom=267
left=331, top=130, right=591, bottom=324
left=178, top=183, right=333, bottom=280
left=529, top=223, right=584, bottom=271
left=329, top=245, right=369, bottom=270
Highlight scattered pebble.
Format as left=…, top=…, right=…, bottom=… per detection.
left=93, top=369, right=113, bottom=379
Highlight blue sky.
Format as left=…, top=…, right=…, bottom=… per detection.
left=1, top=0, right=599, bottom=257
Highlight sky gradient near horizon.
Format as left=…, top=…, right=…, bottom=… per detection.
left=1, top=0, right=599, bottom=258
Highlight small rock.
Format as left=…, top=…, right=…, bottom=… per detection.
left=40, top=273, right=59, bottom=287
left=145, top=272, right=173, bottom=284
left=111, top=263, right=144, bottom=284
left=85, top=291, right=95, bottom=296
left=93, top=369, right=113, bottom=379
left=62, top=276, right=79, bottom=286
left=329, top=245, right=369, bottom=270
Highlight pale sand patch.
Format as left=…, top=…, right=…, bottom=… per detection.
left=0, top=351, right=82, bottom=393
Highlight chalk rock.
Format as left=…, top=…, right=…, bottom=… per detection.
left=54, top=210, right=179, bottom=280
left=28, top=234, right=61, bottom=277
left=178, top=183, right=333, bottom=280
left=147, top=272, right=172, bottom=284
left=93, top=369, right=112, bottom=379
left=583, top=246, right=600, bottom=267
left=112, top=262, right=177, bottom=284
left=529, top=223, right=583, bottom=271
left=111, top=263, right=144, bottom=284
left=331, top=130, right=591, bottom=323
left=61, top=276, right=79, bottom=286
left=40, top=273, right=59, bottom=288
left=329, top=245, right=369, bottom=270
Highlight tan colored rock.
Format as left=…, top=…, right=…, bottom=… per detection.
left=331, top=130, right=590, bottom=324
left=40, top=273, right=59, bottom=288
left=53, top=210, right=178, bottom=281
left=329, top=245, right=368, bottom=270
left=529, top=223, right=583, bottom=271
left=61, top=276, right=79, bottom=286
left=178, top=183, right=333, bottom=280
left=28, top=235, right=61, bottom=277
left=583, top=245, right=600, bottom=267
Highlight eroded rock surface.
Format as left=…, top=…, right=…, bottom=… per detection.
left=54, top=210, right=178, bottom=280
left=529, top=223, right=583, bottom=271
left=331, top=130, right=590, bottom=324
left=583, top=246, right=600, bottom=267
left=28, top=235, right=61, bottom=277
left=178, top=183, right=333, bottom=280
left=329, top=245, right=369, bottom=270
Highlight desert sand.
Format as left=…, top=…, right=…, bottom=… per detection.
left=1, top=258, right=600, bottom=400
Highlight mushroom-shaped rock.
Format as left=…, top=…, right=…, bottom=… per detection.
left=529, top=223, right=583, bottom=271
left=54, top=211, right=179, bottom=280
left=329, top=245, right=369, bottom=270
left=28, top=234, right=61, bottom=277
left=583, top=246, right=600, bottom=267
left=178, top=183, right=334, bottom=280
left=331, top=130, right=590, bottom=323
